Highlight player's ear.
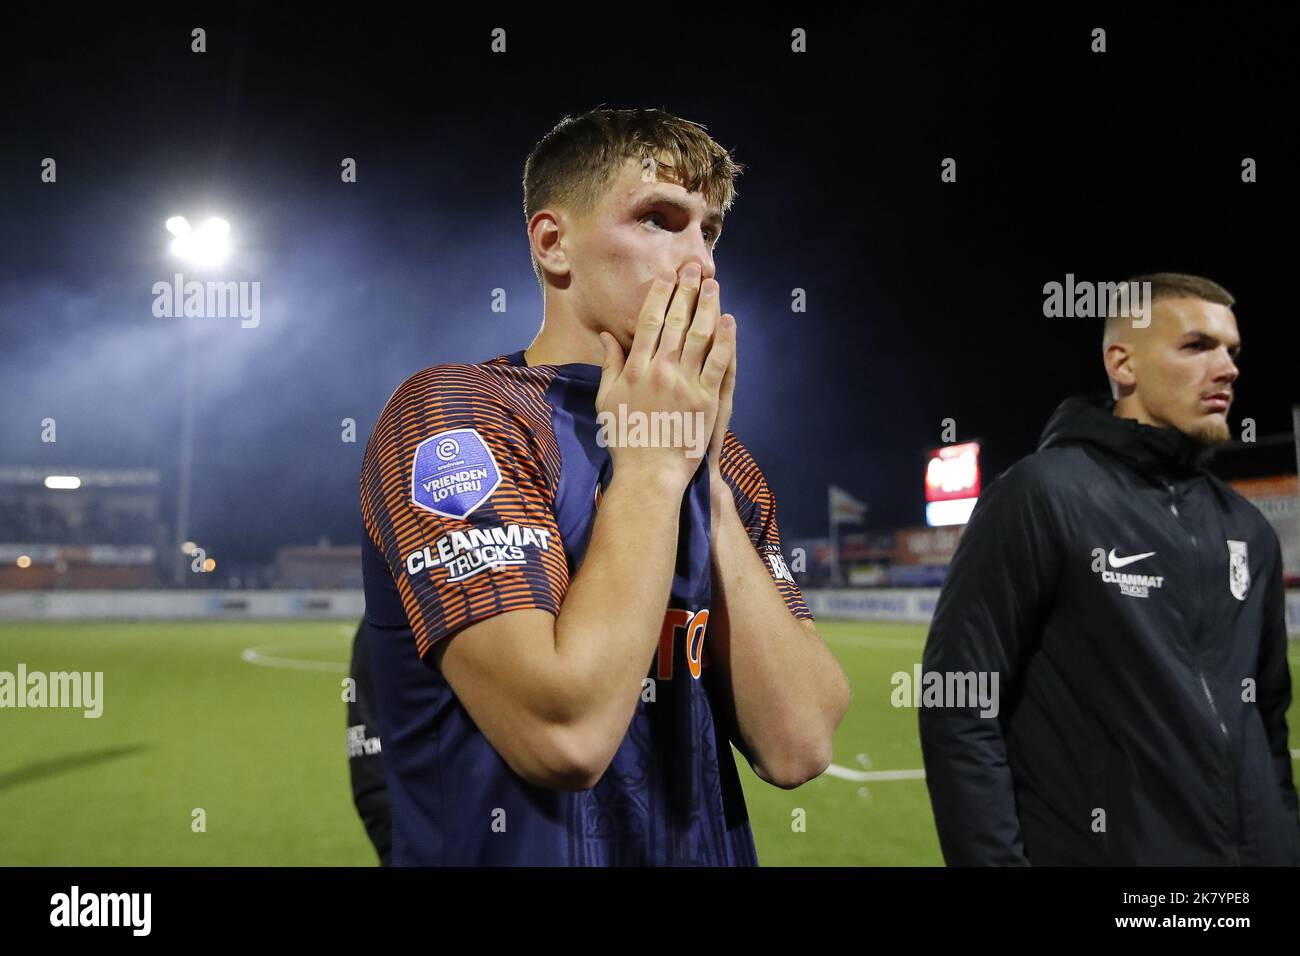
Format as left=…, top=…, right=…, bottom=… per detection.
left=528, top=209, right=572, bottom=281
left=1104, top=340, right=1136, bottom=393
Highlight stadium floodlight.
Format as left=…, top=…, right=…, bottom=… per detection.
left=44, top=475, right=82, bottom=490
left=166, top=215, right=231, bottom=267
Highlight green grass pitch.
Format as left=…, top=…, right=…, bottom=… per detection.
left=1, top=619, right=1295, bottom=866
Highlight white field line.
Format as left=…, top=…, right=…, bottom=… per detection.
left=825, top=765, right=926, bottom=782
left=241, top=640, right=348, bottom=673
left=827, top=750, right=1300, bottom=784
left=827, top=751, right=1300, bottom=784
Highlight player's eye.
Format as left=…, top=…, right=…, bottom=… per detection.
left=642, top=213, right=717, bottom=247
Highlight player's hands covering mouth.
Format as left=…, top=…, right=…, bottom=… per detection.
left=597, top=262, right=736, bottom=494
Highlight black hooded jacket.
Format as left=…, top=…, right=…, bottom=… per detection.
left=920, top=394, right=1299, bottom=865
left=347, top=619, right=392, bottom=865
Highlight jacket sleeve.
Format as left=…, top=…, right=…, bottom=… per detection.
left=347, top=619, right=393, bottom=866
left=918, top=459, right=1063, bottom=865
left=1255, top=532, right=1299, bottom=835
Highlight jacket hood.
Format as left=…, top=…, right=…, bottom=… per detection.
left=1037, top=394, right=1214, bottom=478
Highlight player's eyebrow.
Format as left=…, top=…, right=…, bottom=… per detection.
left=1182, top=329, right=1242, bottom=357
left=633, top=191, right=724, bottom=232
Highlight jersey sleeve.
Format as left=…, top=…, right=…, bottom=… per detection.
left=717, top=430, right=814, bottom=621
left=360, top=364, right=569, bottom=661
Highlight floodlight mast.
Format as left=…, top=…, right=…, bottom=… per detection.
left=164, top=213, right=224, bottom=585
left=174, top=322, right=195, bottom=586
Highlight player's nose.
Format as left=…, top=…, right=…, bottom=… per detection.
left=678, top=254, right=715, bottom=283
left=1215, top=350, right=1240, bottom=384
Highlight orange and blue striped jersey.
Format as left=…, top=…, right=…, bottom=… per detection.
left=360, top=349, right=812, bottom=865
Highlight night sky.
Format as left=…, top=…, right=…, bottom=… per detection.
left=2, top=5, right=1296, bottom=572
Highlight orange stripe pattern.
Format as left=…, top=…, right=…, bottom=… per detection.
left=719, top=430, right=815, bottom=621
left=360, top=360, right=569, bottom=660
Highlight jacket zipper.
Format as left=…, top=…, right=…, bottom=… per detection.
left=1169, top=480, right=1240, bottom=864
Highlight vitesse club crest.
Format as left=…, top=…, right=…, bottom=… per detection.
left=1227, top=539, right=1250, bottom=601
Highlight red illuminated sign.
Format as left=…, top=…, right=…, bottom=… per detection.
left=925, top=442, right=981, bottom=503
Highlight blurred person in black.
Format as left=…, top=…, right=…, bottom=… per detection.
left=346, top=618, right=391, bottom=865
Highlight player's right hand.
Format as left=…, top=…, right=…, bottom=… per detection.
left=596, top=262, right=736, bottom=493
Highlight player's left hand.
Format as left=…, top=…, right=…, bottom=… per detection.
left=707, top=286, right=736, bottom=483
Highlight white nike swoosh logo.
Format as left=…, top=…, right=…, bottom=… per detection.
left=1108, top=548, right=1156, bottom=569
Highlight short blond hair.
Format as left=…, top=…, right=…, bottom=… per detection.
left=1103, top=272, right=1236, bottom=344
left=522, top=107, right=745, bottom=287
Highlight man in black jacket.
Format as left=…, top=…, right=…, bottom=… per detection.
left=920, top=272, right=1300, bottom=865
left=347, top=619, right=392, bottom=865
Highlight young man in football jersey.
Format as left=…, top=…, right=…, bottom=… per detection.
left=360, top=107, right=850, bottom=865
left=920, top=273, right=1299, bottom=865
